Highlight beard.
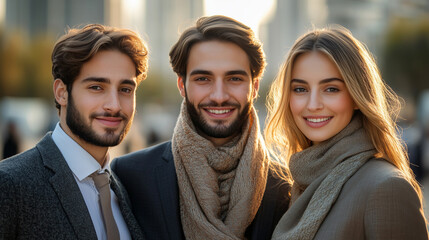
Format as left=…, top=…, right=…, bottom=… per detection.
left=66, top=95, right=132, bottom=147
left=185, top=96, right=252, bottom=139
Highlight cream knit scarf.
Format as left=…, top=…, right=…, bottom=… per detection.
left=272, top=113, right=376, bottom=240
left=172, top=101, right=269, bottom=240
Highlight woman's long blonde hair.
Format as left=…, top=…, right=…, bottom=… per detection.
left=265, top=26, right=422, bottom=200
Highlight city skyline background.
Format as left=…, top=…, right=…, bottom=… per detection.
left=0, top=0, right=428, bottom=158
left=2, top=0, right=429, bottom=228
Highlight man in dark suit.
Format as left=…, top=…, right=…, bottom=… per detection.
left=112, top=15, right=290, bottom=240
left=0, top=24, right=148, bottom=239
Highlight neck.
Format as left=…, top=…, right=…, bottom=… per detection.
left=59, top=122, right=109, bottom=166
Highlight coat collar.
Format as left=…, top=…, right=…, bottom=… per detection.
left=156, top=141, right=185, bottom=239
left=37, top=133, right=97, bottom=240
left=161, top=141, right=173, bottom=162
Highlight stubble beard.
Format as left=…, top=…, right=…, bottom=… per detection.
left=66, top=95, right=132, bottom=147
left=185, top=95, right=252, bottom=139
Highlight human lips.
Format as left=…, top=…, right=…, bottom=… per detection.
left=304, top=116, right=332, bottom=127
left=204, top=107, right=235, bottom=118
left=95, top=116, right=123, bottom=127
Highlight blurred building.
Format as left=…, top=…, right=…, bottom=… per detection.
left=143, top=0, right=203, bottom=102
left=4, top=0, right=203, bottom=70
left=260, top=0, right=429, bottom=81
left=4, top=0, right=110, bottom=38
left=260, top=0, right=312, bottom=79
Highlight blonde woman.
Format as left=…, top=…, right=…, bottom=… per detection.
left=265, top=26, right=428, bottom=239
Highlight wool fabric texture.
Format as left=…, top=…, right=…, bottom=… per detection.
left=272, top=113, right=377, bottom=240
left=172, top=101, right=269, bottom=240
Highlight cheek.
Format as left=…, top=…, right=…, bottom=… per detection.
left=289, top=96, right=304, bottom=117
left=121, top=96, right=136, bottom=115
left=235, top=87, right=252, bottom=103
left=331, top=95, right=355, bottom=118
left=186, top=85, right=206, bottom=103
left=71, top=92, right=94, bottom=111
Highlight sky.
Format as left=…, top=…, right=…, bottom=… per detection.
left=121, top=0, right=276, bottom=36
left=203, top=0, right=276, bottom=35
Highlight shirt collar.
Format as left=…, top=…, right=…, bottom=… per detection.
left=52, top=122, right=111, bottom=181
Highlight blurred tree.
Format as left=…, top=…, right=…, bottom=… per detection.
left=23, top=35, right=55, bottom=100
left=382, top=17, right=429, bottom=102
left=137, top=70, right=182, bottom=105
left=0, top=28, right=3, bottom=97
left=0, top=32, right=26, bottom=98
left=137, top=71, right=165, bottom=103
left=0, top=31, right=54, bottom=100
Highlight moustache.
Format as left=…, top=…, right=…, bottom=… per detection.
left=198, top=101, right=241, bottom=108
left=89, top=112, right=128, bottom=121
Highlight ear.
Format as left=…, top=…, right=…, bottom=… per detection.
left=177, top=76, right=186, bottom=98
left=53, top=78, right=68, bottom=106
left=252, top=78, right=260, bottom=99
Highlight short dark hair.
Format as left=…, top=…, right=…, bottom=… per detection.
left=169, top=15, right=265, bottom=82
left=51, top=24, right=149, bottom=110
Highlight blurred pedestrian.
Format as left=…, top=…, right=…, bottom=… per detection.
left=265, top=26, right=428, bottom=239
left=0, top=24, right=148, bottom=239
left=2, top=120, right=20, bottom=159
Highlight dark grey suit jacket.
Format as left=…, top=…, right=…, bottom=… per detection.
left=0, top=133, right=144, bottom=240
left=112, top=141, right=290, bottom=240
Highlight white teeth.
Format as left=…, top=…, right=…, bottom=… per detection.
left=207, top=109, right=231, bottom=114
left=307, top=117, right=331, bottom=123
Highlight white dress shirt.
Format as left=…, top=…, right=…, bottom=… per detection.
left=52, top=123, right=131, bottom=240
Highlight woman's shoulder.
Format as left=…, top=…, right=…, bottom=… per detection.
left=343, top=158, right=415, bottom=201
left=356, top=158, right=405, bottom=184
left=356, top=159, right=428, bottom=239
left=350, top=158, right=421, bottom=209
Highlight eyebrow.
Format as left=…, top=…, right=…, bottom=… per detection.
left=189, top=69, right=249, bottom=77
left=81, top=77, right=136, bottom=87
left=189, top=70, right=212, bottom=76
left=291, top=77, right=343, bottom=84
left=225, top=70, right=249, bottom=76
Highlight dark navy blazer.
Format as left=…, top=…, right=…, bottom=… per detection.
left=112, top=141, right=290, bottom=240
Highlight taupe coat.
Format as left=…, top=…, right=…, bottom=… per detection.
left=314, top=159, right=428, bottom=239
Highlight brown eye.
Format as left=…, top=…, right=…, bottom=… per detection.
left=89, top=86, right=102, bottom=90
left=230, top=77, right=242, bottom=81
left=195, top=77, right=209, bottom=81
left=121, top=87, right=132, bottom=93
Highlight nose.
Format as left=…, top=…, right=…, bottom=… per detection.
left=307, top=91, right=323, bottom=111
left=103, top=90, right=121, bottom=113
left=209, top=79, right=229, bottom=104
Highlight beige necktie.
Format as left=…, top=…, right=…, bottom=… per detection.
left=92, top=171, right=120, bottom=240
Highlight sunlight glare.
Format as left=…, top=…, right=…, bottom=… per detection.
left=0, top=0, right=5, bottom=25
left=204, top=0, right=276, bottom=36
left=121, top=0, right=145, bottom=29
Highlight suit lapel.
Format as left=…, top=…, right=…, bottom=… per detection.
left=110, top=172, right=145, bottom=240
left=247, top=171, right=290, bottom=240
left=37, top=134, right=97, bottom=240
left=155, top=142, right=184, bottom=239
left=247, top=184, right=274, bottom=239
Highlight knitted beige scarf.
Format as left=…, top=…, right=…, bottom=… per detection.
left=272, top=113, right=377, bottom=240
left=172, top=101, right=269, bottom=240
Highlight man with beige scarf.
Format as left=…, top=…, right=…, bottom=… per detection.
left=112, top=15, right=290, bottom=240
